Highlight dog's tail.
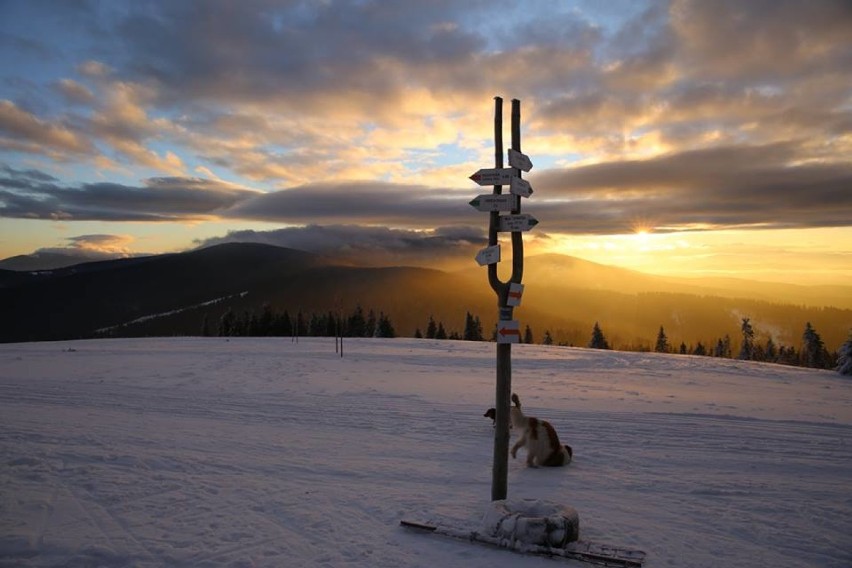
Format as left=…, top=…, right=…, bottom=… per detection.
left=511, top=393, right=521, bottom=409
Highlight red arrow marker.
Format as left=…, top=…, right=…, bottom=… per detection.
left=499, top=327, right=520, bottom=337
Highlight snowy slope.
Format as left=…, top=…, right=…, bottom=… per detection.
left=1, top=337, right=851, bottom=568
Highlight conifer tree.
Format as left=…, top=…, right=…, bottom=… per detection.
left=426, top=316, right=437, bottom=339
left=523, top=325, right=534, bottom=344
left=802, top=322, right=828, bottom=368
left=367, top=309, right=378, bottom=337
left=543, top=330, right=554, bottom=346
left=765, top=338, right=778, bottom=362
left=348, top=305, right=367, bottom=337
left=376, top=312, right=395, bottom=338
left=738, top=318, right=755, bottom=360
left=435, top=322, right=447, bottom=340
left=463, top=312, right=483, bottom=341
left=693, top=342, right=706, bottom=356
left=655, top=326, right=669, bottom=353
left=588, top=322, right=610, bottom=349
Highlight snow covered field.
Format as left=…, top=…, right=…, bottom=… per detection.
left=2, top=337, right=851, bottom=567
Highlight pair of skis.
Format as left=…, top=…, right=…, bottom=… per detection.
left=401, top=519, right=645, bottom=567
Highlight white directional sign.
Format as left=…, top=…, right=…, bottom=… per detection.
left=475, top=244, right=501, bottom=266
left=510, top=177, right=533, bottom=198
left=508, top=149, right=533, bottom=172
left=496, top=319, right=520, bottom=344
left=469, top=168, right=517, bottom=186
left=469, top=194, right=518, bottom=212
left=497, top=214, right=539, bottom=232
left=506, top=282, right=524, bottom=307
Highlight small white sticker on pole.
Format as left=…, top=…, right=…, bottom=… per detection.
left=475, top=244, right=501, bottom=266
left=506, top=283, right=524, bottom=307
left=497, top=320, right=520, bottom=344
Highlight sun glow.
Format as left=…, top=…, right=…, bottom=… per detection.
left=543, top=227, right=852, bottom=286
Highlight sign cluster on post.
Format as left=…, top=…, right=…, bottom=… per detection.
left=467, top=103, right=537, bottom=345
left=468, top=97, right=538, bottom=501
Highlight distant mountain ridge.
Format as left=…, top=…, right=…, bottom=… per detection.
left=0, top=251, right=126, bottom=272
left=1, top=243, right=849, bottom=351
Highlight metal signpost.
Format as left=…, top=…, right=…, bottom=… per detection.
left=469, top=97, right=536, bottom=501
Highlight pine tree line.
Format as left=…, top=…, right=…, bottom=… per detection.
left=584, top=318, right=845, bottom=371
left=203, top=303, right=851, bottom=375
left=205, top=304, right=395, bottom=338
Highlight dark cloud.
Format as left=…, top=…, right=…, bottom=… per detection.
left=193, top=224, right=485, bottom=267
left=4, top=142, right=850, bottom=234
left=531, top=142, right=852, bottom=233
left=225, top=181, right=472, bottom=227
left=0, top=168, right=259, bottom=221
left=671, top=0, right=852, bottom=82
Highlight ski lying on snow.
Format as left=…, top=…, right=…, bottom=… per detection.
left=400, top=520, right=645, bottom=567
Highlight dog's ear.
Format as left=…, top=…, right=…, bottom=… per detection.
left=564, top=445, right=573, bottom=458
left=511, top=393, right=521, bottom=407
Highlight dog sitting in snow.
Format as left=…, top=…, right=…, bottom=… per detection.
left=509, top=393, right=573, bottom=467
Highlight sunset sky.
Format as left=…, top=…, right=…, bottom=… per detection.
left=1, top=0, right=850, bottom=285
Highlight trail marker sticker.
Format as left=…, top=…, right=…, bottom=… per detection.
left=497, top=320, right=520, bottom=344
left=506, top=283, right=524, bottom=307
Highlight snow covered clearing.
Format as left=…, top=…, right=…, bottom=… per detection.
left=2, top=337, right=851, bottom=567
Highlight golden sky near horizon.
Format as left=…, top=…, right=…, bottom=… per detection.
left=1, top=1, right=850, bottom=286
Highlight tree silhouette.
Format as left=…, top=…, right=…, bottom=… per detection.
left=655, top=326, right=669, bottom=353
left=802, top=322, right=827, bottom=368
left=588, top=322, right=610, bottom=349
left=738, top=317, right=755, bottom=360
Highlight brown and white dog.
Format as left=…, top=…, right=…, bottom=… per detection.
left=509, top=393, right=573, bottom=467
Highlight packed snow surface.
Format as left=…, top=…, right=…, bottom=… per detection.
left=2, top=337, right=851, bottom=567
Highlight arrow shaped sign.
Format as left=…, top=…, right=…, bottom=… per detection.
left=497, top=214, right=539, bottom=232
left=506, top=282, right=524, bottom=307
left=469, top=168, right=517, bottom=186
left=497, top=320, right=520, bottom=344
left=508, top=149, right=533, bottom=172
left=469, top=194, right=518, bottom=212
left=475, top=244, right=501, bottom=266
left=510, top=177, right=533, bottom=198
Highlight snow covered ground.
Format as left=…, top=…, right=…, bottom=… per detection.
left=2, top=337, right=851, bottom=567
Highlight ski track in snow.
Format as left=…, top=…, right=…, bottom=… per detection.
left=1, top=337, right=851, bottom=568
